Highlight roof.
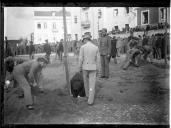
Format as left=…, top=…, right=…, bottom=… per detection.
left=34, top=10, right=71, bottom=17
left=7, top=40, right=20, bottom=44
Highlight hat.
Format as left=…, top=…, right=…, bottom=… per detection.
left=102, top=28, right=107, bottom=33
left=82, top=32, right=92, bottom=39
left=37, top=57, right=48, bottom=64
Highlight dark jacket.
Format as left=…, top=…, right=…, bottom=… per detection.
left=99, top=36, right=111, bottom=55
left=29, top=44, right=35, bottom=54
left=58, top=42, right=64, bottom=52
left=44, top=43, right=51, bottom=54
left=110, top=38, right=117, bottom=58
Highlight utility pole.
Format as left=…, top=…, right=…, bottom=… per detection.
left=62, top=7, right=70, bottom=94
left=164, top=7, right=168, bottom=65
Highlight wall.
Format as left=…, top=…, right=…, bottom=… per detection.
left=137, top=7, right=159, bottom=26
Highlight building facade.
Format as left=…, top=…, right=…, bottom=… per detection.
left=136, top=7, right=170, bottom=26
left=79, top=7, right=137, bottom=39
left=103, top=7, right=137, bottom=32
left=34, top=10, right=71, bottom=44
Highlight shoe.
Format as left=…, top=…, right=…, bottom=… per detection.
left=26, top=105, right=34, bottom=110
left=88, top=103, right=94, bottom=106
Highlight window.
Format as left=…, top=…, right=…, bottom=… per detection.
left=37, top=23, right=41, bottom=29
left=85, top=12, right=88, bottom=21
left=75, top=34, right=78, bottom=41
left=44, top=23, right=47, bottom=29
left=74, top=16, right=77, bottom=24
left=125, top=7, right=129, bottom=14
left=115, top=26, right=118, bottom=30
left=98, top=9, right=102, bottom=18
left=141, top=10, right=149, bottom=25
left=52, top=12, right=56, bottom=16
left=159, top=8, right=166, bottom=22
left=125, top=24, right=129, bottom=31
left=53, top=22, right=56, bottom=29
left=113, top=9, right=118, bottom=16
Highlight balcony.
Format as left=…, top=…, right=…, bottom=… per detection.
left=81, top=20, right=91, bottom=29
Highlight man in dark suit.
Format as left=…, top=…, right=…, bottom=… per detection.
left=29, top=41, right=35, bottom=60
left=58, top=39, right=64, bottom=61
left=99, top=28, right=111, bottom=79
left=44, top=39, right=51, bottom=63
left=109, top=36, right=117, bottom=64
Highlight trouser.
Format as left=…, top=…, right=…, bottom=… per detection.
left=55, top=50, right=60, bottom=60
left=100, top=55, right=109, bottom=77
left=156, top=47, right=161, bottom=59
left=59, top=51, right=63, bottom=61
left=29, top=53, right=34, bottom=60
left=14, top=74, right=33, bottom=106
left=153, top=47, right=158, bottom=59
left=45, top=53, right=51, bottom=63
left=117, top=48, right=121, bottom=56
left=55, top=51, right=58, bottom=60
left=83, top=70, right=96, bottom=104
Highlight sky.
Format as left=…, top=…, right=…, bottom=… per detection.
left=4, top=7, right=71, bottom=40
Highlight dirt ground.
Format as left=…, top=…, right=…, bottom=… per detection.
left=3, top=53, right=169, bottom=124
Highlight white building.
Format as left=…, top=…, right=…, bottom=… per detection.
left=34, top=10, right=71, bottom=44
left=102, top=7, right=137, bottom=32
left=78, top=7, right=137, bottom=39
left=33, top=7, right=138, bottom=43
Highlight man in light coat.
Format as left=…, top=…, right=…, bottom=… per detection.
left=79, top=32, right=100, bottom=105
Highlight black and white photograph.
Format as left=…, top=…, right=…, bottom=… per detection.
left=2, top=5, right=170, bottom=125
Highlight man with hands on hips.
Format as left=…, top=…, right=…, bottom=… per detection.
left=78, top=32, right=100, bottom=105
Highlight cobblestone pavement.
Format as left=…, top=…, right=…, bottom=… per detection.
left=4, top=53, right=169, bottom=124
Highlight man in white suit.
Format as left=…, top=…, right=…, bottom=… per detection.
left=78, top=32, right=100, bottom=105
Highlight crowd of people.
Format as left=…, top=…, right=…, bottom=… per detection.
left=4, top=27, right=170, bottom=109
